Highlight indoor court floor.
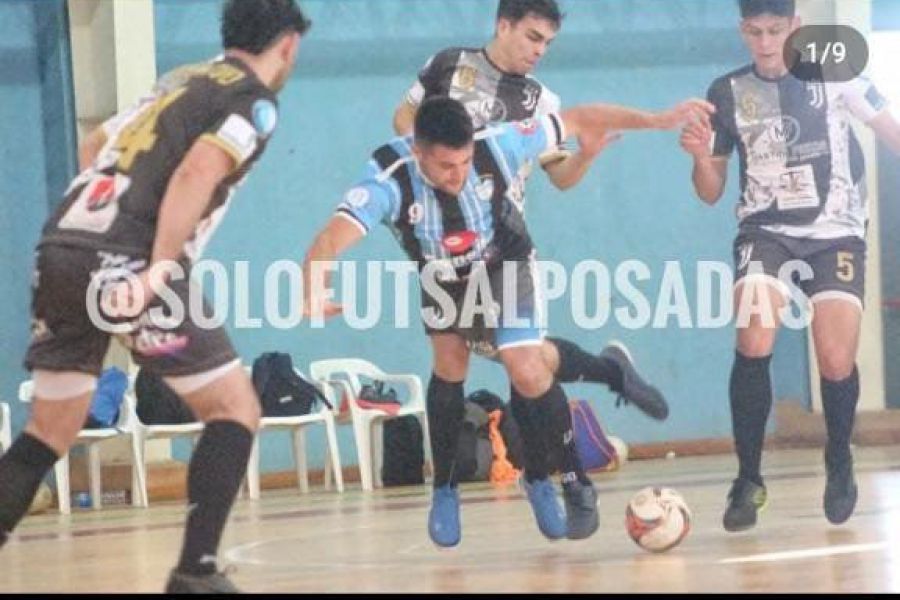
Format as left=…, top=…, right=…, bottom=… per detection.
left=2, top=445, right=899, bottom=593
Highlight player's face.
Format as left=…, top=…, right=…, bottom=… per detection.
left=271, top=33, right=301, bottom=92
left=740, top=14, right=800, bottom=76
left=415, top=142, right=475, bottom=196
left=497, top=14, right=558, bottom=75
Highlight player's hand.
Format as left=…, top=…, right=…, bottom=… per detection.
left=655, top=99, right=715, bottom=130
left=679, top=119, right=714, bottom=159
left=578, top=130, right=623, bottom=159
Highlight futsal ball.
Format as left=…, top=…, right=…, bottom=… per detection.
left=625, top=486, right=691, bottom=553
left=608, top=435, right=628, bottom=464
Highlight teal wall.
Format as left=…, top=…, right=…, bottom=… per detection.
left=0, top=0, right=77, bottom=433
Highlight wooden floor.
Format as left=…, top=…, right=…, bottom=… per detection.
left=2, top=446, right=900, bottom=593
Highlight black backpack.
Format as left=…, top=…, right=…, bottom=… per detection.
left=455, top=399, right=493, bottom=482
left=251, top=352, right=332, bottom=417
left=381, top=415, right=425, bottom=486
left=135, top=369, right=197, bottom=425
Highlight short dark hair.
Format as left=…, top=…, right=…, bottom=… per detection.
left=739, top=0, right=795, bottom=18
left=414, top=97, right=474, bottom=149
left=497, top=0, right=564, bottom=29
left=221, top=0, right=311, bottom=54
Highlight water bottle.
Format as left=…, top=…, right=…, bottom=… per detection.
left=73, top=492, right=91, bottom=508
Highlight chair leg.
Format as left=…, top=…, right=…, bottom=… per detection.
left=130, top=434, right=148, bottom=508
left=325, top=417, right=343, bottom=493
left=417, top=412, right=434, bottom=482
left=372, top=420, right=384, bottom=489
left=246, top=435, right=261, bottom=500
left=55, top=455, right=71, bottom=515
left=323, top=443, right=333, bottom=492
left=353, top=419, right=374, bottom=492
left=88, top=444, right=103, bottom=510
left=292, top=429, right=309, bottom=494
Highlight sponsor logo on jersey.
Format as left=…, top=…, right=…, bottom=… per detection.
left=767, top=115, right=801, bottom=145
left=442, top=230, right=478, bottom=255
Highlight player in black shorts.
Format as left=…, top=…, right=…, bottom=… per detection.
left=394, top=0, right=669, bottom=438
left=680, top=0, right=900, bottom=532
left=0, top=0, right=310, bottom=593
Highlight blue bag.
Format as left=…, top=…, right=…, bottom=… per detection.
left=84, top=367, right=128, bottom=429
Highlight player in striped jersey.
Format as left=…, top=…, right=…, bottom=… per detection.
left=303, top=95, right=713, bottom=548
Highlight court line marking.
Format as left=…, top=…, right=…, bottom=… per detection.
left=718, top=542, right=888, bottom=564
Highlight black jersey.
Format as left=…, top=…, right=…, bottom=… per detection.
left=405, top=47, right=561, bottom=129
left=41, top=56, right=279, bottom=262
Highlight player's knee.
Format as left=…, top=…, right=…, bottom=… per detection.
left=507, top=359, right=552, bottom=398
left=817, top=348, right=855, bottom=382
left=736, top=329, right=776, bottom=358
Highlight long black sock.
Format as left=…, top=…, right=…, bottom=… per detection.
left=535, top=383, right=591, bottom=486
left=510, top=387, right=550, bottom=483
left=547, top=337, right=623, bottom=391
left=729, top=352, right=773, bottom=487
left=821, top=366, right=860, bottom=462
left=0, top=433, right=59, bottom=538
left=176, top=421, right=253, bottom=576
left=427, top=374, right=465, bottom=489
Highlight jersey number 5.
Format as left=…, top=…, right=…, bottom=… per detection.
left=836, top=251, right=855, bottom=283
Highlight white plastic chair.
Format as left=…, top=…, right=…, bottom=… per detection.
left=128, top=373, right=204, bottom=506
left=18, top=381, right=148, bottom=514
left=0, top=402, right=11, bottom=454
left=243, top=366, right=344, bottom=499
left=308, top=358, right=432, bottom=492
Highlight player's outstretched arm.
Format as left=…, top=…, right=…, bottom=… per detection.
left=301, top=215, right=365, bottom=319
left=559, top=98, right=715, bottom=138
left=678, top=117, right=728, bottom=205
left=541, top=133, right=622, bottom=191
left=393, top=100, right=417, bottom=137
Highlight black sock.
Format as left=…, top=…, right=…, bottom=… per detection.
left=821, top=366, right=859, bottom=462
left=176, top=421, right=254, bottom=576
left=729, top=352, right=773, bottom=487
left=547, top=337, right=623, bottom=391
left=0, top=433, right=59, bottom=536
left=427, top=374, right=465, bottom=489
left=535, top=383, right=591, bottom=486
left=510, top=387, right=550, bottom=483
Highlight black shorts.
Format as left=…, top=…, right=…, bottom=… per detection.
left=733, top=229, right=866, bottom=308
left=25, top=245, right=238, bottom=377
left=420, top=258, right=545, bottom=358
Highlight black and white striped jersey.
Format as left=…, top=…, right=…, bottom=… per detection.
left=708, top=65, right=888, bottom=240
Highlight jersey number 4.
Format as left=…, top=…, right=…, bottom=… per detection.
left=114, top=88, right=187, bottom=172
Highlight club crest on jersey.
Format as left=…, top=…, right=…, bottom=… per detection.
left=739, top=93, right=759, bottom=121
left=807, top=82, right=825, bottom=109
left=522, top=86, right=539, bottom=111
left=252, top=99, right=278, bottom=137
left=454, top=66, right=478, bottom=92
left=408, top=203, right=425, bottom=225
left=475, top=175, right=494, bottom=201
left=344, top=187, right=370, bottom=209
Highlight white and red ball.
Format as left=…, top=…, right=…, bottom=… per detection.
left=625, top=486, right=691, bottom=553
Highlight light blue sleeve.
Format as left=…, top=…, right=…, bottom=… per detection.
left=335, top=159, right=402, bottom=233
left=491, top=115, right=563, bottom=173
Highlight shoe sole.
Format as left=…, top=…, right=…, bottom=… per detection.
left=605, top=340, right=669, bottom=421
